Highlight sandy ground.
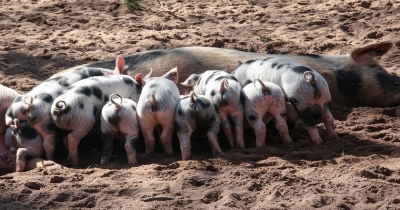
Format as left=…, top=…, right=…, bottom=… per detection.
left=1, top=0, right=400, bottom=209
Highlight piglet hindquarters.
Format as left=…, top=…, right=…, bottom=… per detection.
left=137, top=68, right=180, bottom=156
left=242, top=79, right=292, bottom=147
left=100, top=93, right=139, bottom=165
left=175, top=91, right=222, bottom=160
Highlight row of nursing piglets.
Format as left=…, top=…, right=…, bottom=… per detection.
left=2, top=55, right=339, bottom=171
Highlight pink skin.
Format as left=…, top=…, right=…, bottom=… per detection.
left=305, top=103, right=338, bottom=145
left=312, top=98, right=339, bottom=143
left=307, top=128, right=323, bottom=145
left=138, top=67, right=180, bottom=156
left=243, top=80, right=292, bottom=147
left=32, top=122, right=56, bottom=160
left=321, top=108, right=339, bottom=139
left=15, top=148, right=28, bottom=172
left=67, top=130, right=90, bottom=167
left=219, top=108, right=245, bottom=149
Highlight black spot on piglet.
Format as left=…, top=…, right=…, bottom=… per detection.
left=36, top=93, right=53, bottom=104
left=292, top=66, right=312, bottom=74
left=123, top=77, right=134, bottom=85
left=88, top=69, right=106, bottom=77
left=91, top=86, right=103, bottom=100
left=76, top=86, right=92, bottom=96
left=58, top=78, right=70, bottom=87
left=196, top=98, right=211, bottom=109
left=210, top=90, right=216, bottom=97
left=108, top=114, right=120, bottom=129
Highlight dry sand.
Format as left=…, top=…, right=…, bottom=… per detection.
left=0, top=0, right=400, bottom=209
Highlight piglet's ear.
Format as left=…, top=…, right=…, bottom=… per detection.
left=134, top=73, right=145, bottom=87
left=114, top=56, right=126, bottom=75
left=181, top=74, right=199, bottom=87
left=162, top=67, right=179, bottom=84
left=351, top=42, right=393, bottom=63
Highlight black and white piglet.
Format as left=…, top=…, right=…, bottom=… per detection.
left=242, top=79, right=292, bottom=147
left=5, top=56, right=125, bottom=160
left=100, top=93, right=139, bottom=165
left=50, top=74, right=142, bottom=166
left=137, top=68, right=180, bottom=156
left=233, top=57, right=338, bottom=144
left=5, top=119, right=43, bottom=172
left=181, top=70, right=245, bottom=149
left=175, top=91, right=222, bottom=160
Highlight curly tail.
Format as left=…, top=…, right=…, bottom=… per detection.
left=53, top=100, right=67, bottom=115
left=220, top=79, right=230, bottom=94
left=110, top=93, right=123, bottom=113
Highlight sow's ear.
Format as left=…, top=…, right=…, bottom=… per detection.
left=351, top=42, right=393, bottom=63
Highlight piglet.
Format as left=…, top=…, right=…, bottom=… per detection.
left=175, top=91, right=222, bottom=160
left=233, top=57, right=338, bottom=144
left=100, top=93, right=139, bottom=165
left=50, top=74, right=142, bottom=167
left=181, top=70, right=245, bottom=149
left=137, top=68, right=180, bottom=156
left=5, top=56, right=125, bottom=161
left=0, top=85, right=21, bottom=170
left=5, top=119, right=43, bottom=172
left=242, top=79, right=292, bottom=147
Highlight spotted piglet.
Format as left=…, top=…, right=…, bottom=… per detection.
left=137, top=68, right=180, bottom=156
left=233, top=57, right=338, bottom=144
left=242, top=79, right=292, bottom=147
left=100, top=93, right=139, bottom=165
left=50, top=74, right=142, bottom=166
left=5, top=56, right=125, bottom=161
left=175, top=91, right=222, bottom=160
left=5, top=119, right=43, bottom=172
left=181, top=70, right=245, bottom=149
